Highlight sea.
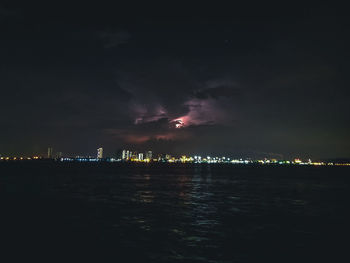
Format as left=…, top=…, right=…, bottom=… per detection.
left=1, top=162, right=349, bottom=262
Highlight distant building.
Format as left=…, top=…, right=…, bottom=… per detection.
left=97, top=148, right=103, bottom=159
left=138, top=153, right=144, bottom=160
left=48, top=147, right=53, bottom=159
left=55, top=152, right=63, bottom=159
left=122, top=149, right=130, bottom=160
left=146, top=150, right=152, bottom=160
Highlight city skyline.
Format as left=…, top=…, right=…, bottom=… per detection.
left=1, top=143, right=350, bottom=161
left=2, top=146, right=350, bottom=165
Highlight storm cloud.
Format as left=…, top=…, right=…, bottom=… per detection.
left=0, top=2, right=349, bottom=158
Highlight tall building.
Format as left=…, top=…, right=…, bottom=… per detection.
left=138, top=153, right=144, bottom=160
left=97, top=147, right=103, bottom=159
left=47, top=147, right=53, bottom=159
left=122, top=149, right=130, bottom=160
left=146, top=150, right=152, bottom=160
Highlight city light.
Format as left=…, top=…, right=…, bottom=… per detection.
left=1, top=149, right=349, bottom=166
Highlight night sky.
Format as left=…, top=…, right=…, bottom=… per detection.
left=1, top=2, right=349, bottom=159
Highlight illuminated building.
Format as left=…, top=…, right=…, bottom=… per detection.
left=122, top=149, right=134, bottom=160
left=138, top=153, right=144, bottom=160
left=48, top=147, right=53, bottom=159
left=97, top=147, right=103, bottom=159
left=294, top=158, right=302, bottom=164
left=122, top=150, right=128, bottom=160
left=146, top=151, right=152, bottom=160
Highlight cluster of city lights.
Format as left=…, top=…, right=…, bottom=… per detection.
left=1, top=148, right=350, bottom=167
left=0, top=156, right=41, bottom=161
left=113, top=152, right=347, bottom=166
left=56, top=155, right=347, bottom=166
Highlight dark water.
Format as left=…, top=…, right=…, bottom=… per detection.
left=1, top=162, right=349, bottom=262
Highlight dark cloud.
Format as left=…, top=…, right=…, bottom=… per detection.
left=191, top=80, right=241, bottom=100
left=0, top=2, right=349, bottom=158
left=193, top=85, right=241, bottom=100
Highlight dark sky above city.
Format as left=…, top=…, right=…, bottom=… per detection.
left=1, top=1, right=349, bottom=159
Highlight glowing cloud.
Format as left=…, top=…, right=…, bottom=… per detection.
left=172, top=119, right=186, bottom=128
left=133, top=104, right=168, bottom=124
left=170, top=98, right=228, bottom=128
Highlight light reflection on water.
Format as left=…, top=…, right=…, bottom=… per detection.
left=1, top=164, right=350, bottom=262
left=57, top=166, right=348, bottom=261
